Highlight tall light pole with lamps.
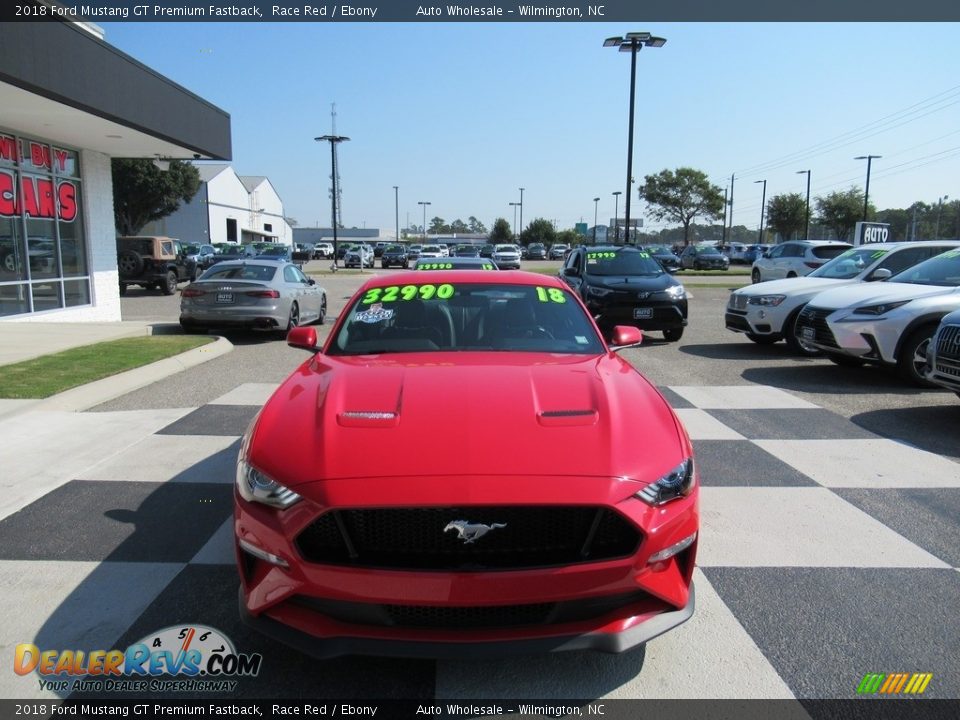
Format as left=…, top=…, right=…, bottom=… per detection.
left=796, top=170, right=811, bottom=240
left=612, top=191, right=622, bottom=243
left=593, top=197, right=600, bottom=244
left=315, top=134, right=349, bottom=269
left=393, top=186, right=399, bottom=243
left=754, top=179, right=767, bottom=244
left=518, top=187, right=525, bottom=240
left=855, top=155, right=881, bottom=221
left=509, top=202, right=520, bottom=240
left=603, top=31, right=666, bottom=245
left=418, top=201, right=431, bottom=242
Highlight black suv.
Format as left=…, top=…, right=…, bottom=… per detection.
left=380, top=244, right=409, bottom=268
left=560, top=245, right=688, bottom=341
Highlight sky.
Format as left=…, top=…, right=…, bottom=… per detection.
left=102, top=22, right=960, bottom=237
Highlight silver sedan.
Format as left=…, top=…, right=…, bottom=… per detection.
left=179, top=260, right=327, bottom=336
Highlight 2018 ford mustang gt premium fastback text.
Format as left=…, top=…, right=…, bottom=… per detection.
left=235, top=271, right=698, bottom=658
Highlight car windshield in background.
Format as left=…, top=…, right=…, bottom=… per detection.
left=888, top=249, right=960, bottom=287
left=645, top=245, right=671, bottom=254
left=813, top=245, right=851, bottom=260
left=199, top=264, right=278, bottom=282
left=809, top=247, right=882, bottom=279
left=329, top=282, right=603, bottom=355
left=585, top=249, right=665, bottom=276
left=184, top=244, right=201, bottom=254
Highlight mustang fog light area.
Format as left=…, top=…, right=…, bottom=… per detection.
left=238, top=538, right=289, bottom=568
left=636, top=458, right=695, bottom=506
left=236, top=460, right=301, bottom=509
left=748, top=295, right=786, bottom=307
left=648, top=532, right=698, bottom=563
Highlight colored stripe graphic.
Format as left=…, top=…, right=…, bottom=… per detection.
left=857, top=673, right=932, bottom=695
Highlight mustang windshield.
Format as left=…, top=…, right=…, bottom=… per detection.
left=586, top=250, right=664, bottom=277
left=329, top=282, right=604, bottom=355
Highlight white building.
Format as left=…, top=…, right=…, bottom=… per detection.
left=142, top=165, right=291, bottom=247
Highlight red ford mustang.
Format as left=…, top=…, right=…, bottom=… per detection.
left=235, top=271, right=698, bottom=658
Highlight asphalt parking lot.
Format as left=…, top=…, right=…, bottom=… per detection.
left=1, top=261, right=957, bottom=703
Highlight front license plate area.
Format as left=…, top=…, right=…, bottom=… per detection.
left=216, top=292, right=234, bottom=303
left=801, top=326, right=815, bottom=341
left=633, top=307, right=653, bottom=319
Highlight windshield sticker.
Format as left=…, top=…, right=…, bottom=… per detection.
left=587, top=252, right=617, bottom=259
left=362, top=284, right=456, bottom=304
left=354, top=305, right=395, bottom=324
left=575, top=336, right=589, bottom=344
left=942, top=250, right=960, bottom=259
left=417, top=262, right=454, bottom=270
left=871, top=250, right=888, bottom=259
left=535, top=287, right=567, bottom=303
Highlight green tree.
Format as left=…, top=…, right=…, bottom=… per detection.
left=815, top=188, right=868, bottom=242
left=766, top=193, right=807, bottom=242
left=489, top=217, right=512, bottom=242
left=520, top=218, right=557, bottom=246
left=428, top=216, right=449, bottom=234
left=450, top=218, right=469, bottom=234
left=112, top=159, right=201, bottom=235
left=641, top=167, right=725, bottom=246
left=467, top=216, right=487, bottom=234
left=555, top=229, right=581, bottom=247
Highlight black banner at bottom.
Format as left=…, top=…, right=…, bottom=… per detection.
left=3, top=699, right=959, bottom=720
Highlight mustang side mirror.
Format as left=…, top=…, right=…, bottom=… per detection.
left=869, top=268, right=893, bottom=281
left=287, top=326, right=320, bottom=352
left=609, top=325, right=642, bottom=351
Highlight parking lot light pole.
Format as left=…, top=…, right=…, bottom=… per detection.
left=721, top=187, right=728, bottom=247
left=393, top=186, right=399, bottom=243
left=754, top=179, right=767, bottom=244
left=593, top=197, right=600, bottom=244
left=604, top=31, right=666, bottom=246
left=612, top=191, right=622, bottom=243
left=315, top=134, right=350, bottom=270
left=418, top=201, right=431, bottom=242
left=509, top=202, right=520, bottom=240
left=518, top=188, right=525, bottom=241
left=796, top=170, right=811, bottom=240
left=855, top=155, right=881, bottom=221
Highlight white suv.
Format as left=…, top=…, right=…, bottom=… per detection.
left=795, top=248, right=960, bottom=385
left=751, top=240, right=851, bottom=283
left=727, top=242, right=960, bottom=355
left=493, top=244, right=521, bottom=270
left=925, top=308, right=960, bottom=398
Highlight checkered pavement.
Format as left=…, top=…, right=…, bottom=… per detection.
left=1, top=383, right=957, bottom=701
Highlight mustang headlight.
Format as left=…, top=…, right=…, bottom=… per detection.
left=636, top=458, right=695, bottom=506
left=587, top=286, right=614, bottom=298
left=236, top=459, right=301, bottom=509
left=852, top=299, right=911, bottom=316
left=748, top=295, right=786, bottom=307
left=665, top=285, right=686, bottom=299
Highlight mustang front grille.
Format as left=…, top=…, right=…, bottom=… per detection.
left=296, top=506, right=641, bottom=570
left=291, top=590, right=655, bottom=629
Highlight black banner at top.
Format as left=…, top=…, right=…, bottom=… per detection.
left=4, top=0, right=960, bottom=22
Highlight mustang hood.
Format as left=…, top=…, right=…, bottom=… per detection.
left=249, top=353, right=685, bottom=486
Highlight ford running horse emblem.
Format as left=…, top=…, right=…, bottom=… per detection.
left=444, top=520, right=507, bottom=544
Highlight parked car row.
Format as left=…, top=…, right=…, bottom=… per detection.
left=726, top=242, right=960, bottom=387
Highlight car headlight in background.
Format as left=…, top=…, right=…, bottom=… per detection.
left=748, top=295, right=786, bottom=307
left=587, top=286, right=614, bottom=298
left=850, top=300, right=911, bottom=316
left=236, top=459, right=301, bottom=509
left=636, top=458, right=695, bottom=506
left=665, top=285, right=686, bottom=299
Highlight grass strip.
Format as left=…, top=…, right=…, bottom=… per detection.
left=0, top=335, right=213, bottom=399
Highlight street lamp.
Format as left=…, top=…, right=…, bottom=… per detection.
left=796, top=170, right=811, bottom=240
left=604, top=31, right=666, bottom=246
left=314, top=134, right=350, bottom=269
left=393, top=186, right=399, bottom=243
left=418, top=201, right=431, bottom=242
left=936, top=195, right=950, bottom=239
left=509, top=202, right=520, bottom=240
left=518, top=187, right=525, bottom=240
left=721, top=187, right=728, bottom=247
left=593, top=197, right=600, bottom=244
left=854, top=155, right=881, bottom=221
left=754, top=179, right=767, bottom=244
left=612, top=191, right=622, bottom=243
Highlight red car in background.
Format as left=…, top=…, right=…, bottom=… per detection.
left=235, top=271, right=698, bottom=658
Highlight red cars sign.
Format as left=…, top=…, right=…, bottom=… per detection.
left=0, top=170, right=78, bottom=223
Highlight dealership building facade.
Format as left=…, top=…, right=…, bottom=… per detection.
left=0, top=20, right=231, bottom=322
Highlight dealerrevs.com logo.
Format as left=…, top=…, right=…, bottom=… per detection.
left=15, top=625, right=263, bottom=693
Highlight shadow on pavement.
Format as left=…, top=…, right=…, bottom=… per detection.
left=739, top=363, right=929, bottom=396
left=850, top=404, right=960, bottom=460
left=680, top=342, right=805, bottom=362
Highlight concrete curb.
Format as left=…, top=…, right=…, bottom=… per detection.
left=0, top=335, right=233, bottom=418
